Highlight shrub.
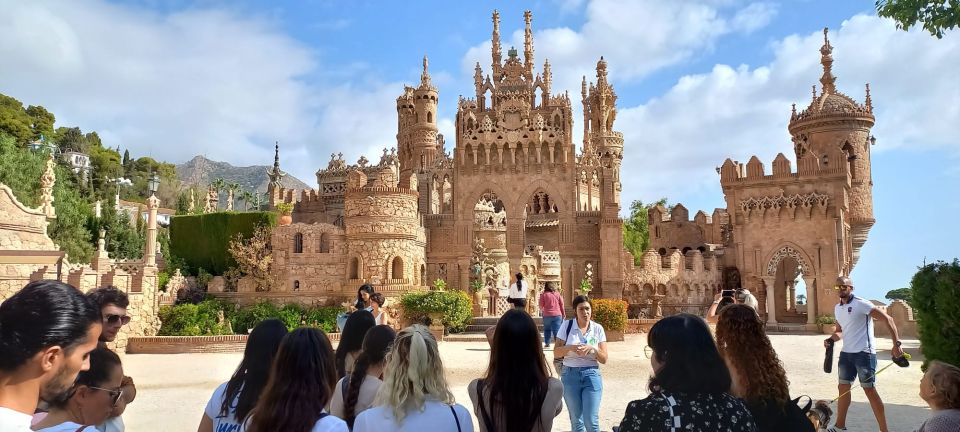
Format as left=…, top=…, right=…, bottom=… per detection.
left=815, top=315, right=837, bottom=326
left=400, top=290, right=472, bottom=333
left=157, top=299, right=232, bottom=336
left=911, top=259, right=960, bottom=369
left=303, top=306, right=341, bottom=333
left=230, top=301, right=280, bottom=333
left=157, top=270, right=171, bottom=291
left=169, top=211, right=276, bottom=275
left=278, top=303, right=305, bottom=330
left=592, top=298, right=627, bottom=332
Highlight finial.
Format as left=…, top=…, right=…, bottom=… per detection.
left=819, top=27, right=836, bottom=94
left=420, top=55, right=431, bottom=86
left=491, top=9, right=502, bottom=71
left=864, top=83, right=873, bottom=111
left=596, top=57, right=608, bottom=84
left=523, top=10, right=534, bottom=68
left=791, top=103, right=797, bottom=117
left=581, top=76, right=588, bottom=99
left=812, top=85, right=817, bottom=101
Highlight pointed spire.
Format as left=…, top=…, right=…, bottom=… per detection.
left=267, top=141, right=285, bottom=188
left=581, top=75, right=588, bottom=100
left=812, top=85, right=818, bottom=102
left=523, top=10, right=534, bottom=72
left=542, top=59, right=552, bottom=91
left=791, top=103, right=797, bottom=119
left=819, top=27, right=836, bottom=94
left=864, top=83, right=873, bottom=111
left=596, top=56, right=609, bottom=85
left=420, top=55, right=432, bottom=87
left=491, top=10, right=502, bottom=76
left=474, top=61, right=483, bottom=92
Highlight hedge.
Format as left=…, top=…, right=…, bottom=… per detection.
left=169, top=211, right=276, bottom=275
left=592, top=298, right=628, bottom=332
left=400, top=290, right=473, bottom=333
left=911, top=259, right=960, bottom=370
left=158, top=300, right=341, bottom=336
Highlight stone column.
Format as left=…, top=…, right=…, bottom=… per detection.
left=762, top=276, right=777, bottom=324
left=787, top=281, right=796, bottom=311
left=145, top=194, right=159, bottom=267
left=803, top=276, right=817, bottom=324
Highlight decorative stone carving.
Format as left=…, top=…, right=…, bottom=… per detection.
left=766, top=246, right=811, bottom=276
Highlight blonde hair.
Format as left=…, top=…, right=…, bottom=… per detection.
left=928, top=360, right=960, bottom=409
left=376, top=324, right=455, bottom=425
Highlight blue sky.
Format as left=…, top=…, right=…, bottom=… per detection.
left=1, top=0, right=957, bottom=302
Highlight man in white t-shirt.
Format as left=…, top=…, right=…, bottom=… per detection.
left=508, top=272, right=528, bottom=309
left=824, top=276, right=903, bottom=432
left=0, top=281, right=102, bottom=432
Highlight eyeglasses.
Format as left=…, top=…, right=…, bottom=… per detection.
left=104, top=314, right=130, bottom=325
left=89, top=386, right=124, bottom=407
left=832, top=285, right=852, bottom=290
left=643, top=345, right=653, bottom=359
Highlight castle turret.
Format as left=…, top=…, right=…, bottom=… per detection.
left=397, top=56, right=440, bottom=185
left=788, top=28, right=875, bottom=265
left=266, top=142, right=286, bottom=209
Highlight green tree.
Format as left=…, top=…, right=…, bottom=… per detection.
left=55, top=127, right=87, bottom=153
left=210, top=178, right=226, bottom=210
left=240, top=190, right=254, bottom=211
left=88, top=144, right=123, bottom=200
left=885, top=287, right=913, bottom=303
left=910, top=259, right=960, bottom=369
left=95, top=205, right=144, bottom=260
left=25, top=105, right=55, bottom=141
left=175, top=190, right=192, bottom=215
left=0, top=94, right=34, bottom=144
left=122, top=149, right=131, bottom=174
left=877, top=0, right=960, bottom=38
left=622, top=198, right=668, bottom=265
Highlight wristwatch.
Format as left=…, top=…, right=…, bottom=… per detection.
left=894, top=340, right=902, bottom=348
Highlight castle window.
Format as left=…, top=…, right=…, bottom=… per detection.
left=349, top=257, right=360, bottom=279
left=293, top=280, right=300, bottom=291
left=319, top=233, right=329, bottom=253
left=293, top=233, right=303, bottom=254
left=392, top=257, right=404, bottom=280
left=427, top=112, right=433, bottom=123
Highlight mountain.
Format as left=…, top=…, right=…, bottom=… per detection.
left=176, top=155, right=312, bottom=193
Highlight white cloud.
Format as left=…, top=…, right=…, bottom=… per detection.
left=616, top=14, right=960, bottom=201
left=0, top=0, right=399, bottom=188
left=730, top=2, right=778, bottom=34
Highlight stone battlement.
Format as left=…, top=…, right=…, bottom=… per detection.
left=719, top=153, right=849, bottom=186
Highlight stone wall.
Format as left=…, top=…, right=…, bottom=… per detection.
left=874, top=300, right=919, bottom=339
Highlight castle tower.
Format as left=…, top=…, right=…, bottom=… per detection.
left=396, top=56, right=440, bottom=186
left=788, top=28, right=876, bottom=266
left=266, top=142, right=286, bottom=209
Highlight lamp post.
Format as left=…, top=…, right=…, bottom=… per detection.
left=144, top=171, right=160, bottom=267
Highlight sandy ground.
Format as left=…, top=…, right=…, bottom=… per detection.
left=121, top=334, right=928, bottom=431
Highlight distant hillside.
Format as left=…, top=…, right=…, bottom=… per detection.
left=176, top=155, right=311, bottom=192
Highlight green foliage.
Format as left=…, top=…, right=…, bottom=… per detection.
left=579, top=277, right=593, bottom=294
left=88, top=144, right=123, bottom=200
left=227, top=301, right=339, bottom=333
left=400, top=290, right=473, bottom=333
left=25, top=105, right=55, bottom=141
left=432, top=278, right=447, bottom=291
left=0, top=94, right=35, bottom=144
left=469, top=279, right=484, bottom=293
left=169, top=211, right=277, bottom=275
left=815, top=315, right=837, bottom=325
left=910, top=259, right=960, bottom=369
left=157, top=270, right=171, bottom=291
left=622, top=198, right=668, bottom=266
left=885, top=287, right=913, bottom=303
left=230, top=301, right=280, bottom=333
left=196, top=268, right=213, bottom=290
left=592, top=298, right=628, bottom=332
left=877, top=0, right=960, bottom=38
left=303, top=306, right=341, bottom=333
left=157, top=299, right=232, bottom=336
left=275, top=202, right=294, bottom=214
left=92, top=205, right=144, bottom=260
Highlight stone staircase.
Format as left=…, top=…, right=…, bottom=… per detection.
left=445, top=316, right=544, bottom=342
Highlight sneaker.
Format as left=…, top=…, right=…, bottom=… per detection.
left=826, top=426, right=846, bottom=432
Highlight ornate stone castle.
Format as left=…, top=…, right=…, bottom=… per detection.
left=264, top=13, right=876, bottom=326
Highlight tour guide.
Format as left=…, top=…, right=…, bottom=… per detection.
left=824, top=276, right=904, bottom=432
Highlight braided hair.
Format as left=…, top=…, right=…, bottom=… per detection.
left=343, top=325, right=396, bottom=428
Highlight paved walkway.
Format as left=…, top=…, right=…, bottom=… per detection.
left=121, top=334, right=929, bottom=431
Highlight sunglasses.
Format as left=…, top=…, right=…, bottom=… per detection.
left=832, top=285, right=852, bottom=290
left=89, top=386, right=124, bottom=407
left=104, top=314, right=130, bottom=325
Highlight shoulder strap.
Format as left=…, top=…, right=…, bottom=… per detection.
left=450, top=405, right=462, bottom=432
left=476, top=380, right=495, bottom=430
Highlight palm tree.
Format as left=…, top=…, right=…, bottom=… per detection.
left=226, top=183, right=241, bottom=211
left=240, top=190, right=255, bottom=211
left=210, top=178, right=226, bottom=210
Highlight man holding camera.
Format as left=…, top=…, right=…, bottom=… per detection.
left=824, top=276, right=903, bottom=432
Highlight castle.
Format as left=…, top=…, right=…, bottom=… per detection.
left=264, top=12, right=876, bottom=327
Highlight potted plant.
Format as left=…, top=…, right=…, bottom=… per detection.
left=469, top=279, right=485, bottom=316
left=816, top=315, right=837, bottom=335
left=275, top=202, right=294, bottom=226
left=578, top=276, right=593, bottom=297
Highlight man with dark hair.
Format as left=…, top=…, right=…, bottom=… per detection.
left=86, top=286, right=130, bottom=344
left=0, top=280, right=101, bottom=432
left=85, top=286, right=136, bottom=432
left=825, top=276, right=903, bottom=432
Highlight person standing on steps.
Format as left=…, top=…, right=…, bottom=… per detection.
left=507, top=273, right=528, bottom=310
left=538, top=282, right=564, bottom=349
left=824, top=276, right=903, bottom=432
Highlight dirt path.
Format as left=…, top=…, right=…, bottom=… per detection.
left=121, top=334, right=928, bottom=431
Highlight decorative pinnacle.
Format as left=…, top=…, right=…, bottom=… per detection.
left=491, top=10, right=501, bottom=62
left=864, top=83, right=873, bottom=111
left=812, top=85, right=817, bottom=102
left=421, top=55, right=431, bottom=86
left=791, top=103, right=797, bottom=118
left=273, top=141, right=280, bottom=170
left=581, top=76, right=588, bottom=99
left=523, top=10, right=534, bottom=66
left=819, top=27, right=836, bottom=94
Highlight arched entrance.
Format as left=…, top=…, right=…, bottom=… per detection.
left=765, top=245, right=817, bottom=325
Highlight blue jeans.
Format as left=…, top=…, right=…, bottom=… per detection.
left=838, top=351, right=878, bottom=388
left=561, top=366, right=602, bottom=432
left=543, top=315, right=562, bottom=345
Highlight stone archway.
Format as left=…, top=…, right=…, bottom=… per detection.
left=763, top=244, right=818, bottom=325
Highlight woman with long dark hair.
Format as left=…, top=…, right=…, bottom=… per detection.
left=716, top=304, right=811, bottom=431
left=246, top=328, right=346, bottom=432
left=553, top=295, right=608, bottom=432
left=369, top=293, right=388, bottom=326
left=337, top=285, right=375, bottom=332
left=336, top=311, right=376, bottom=378
left=616, top=313, right=756, bottom=432
left=329, top=325, right=397, bottom=429
left=353, top=325, right=472, bottom=431
left=469, top=309, right=563, bottom=431
left=197, top=319, right=288, bottom=432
